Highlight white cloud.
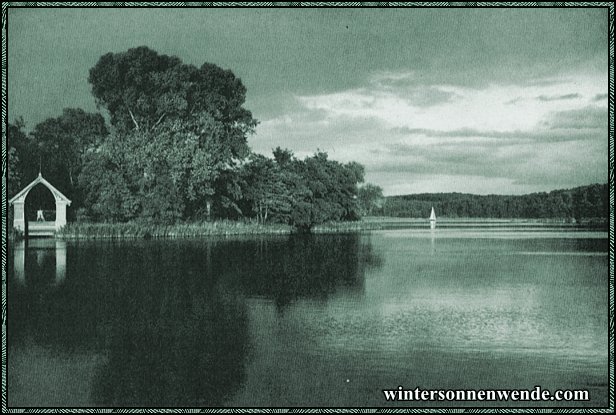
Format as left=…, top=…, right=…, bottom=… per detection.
left=250, top=70, right=608, bottom=195
left=296, top=73, right=605, bottom=132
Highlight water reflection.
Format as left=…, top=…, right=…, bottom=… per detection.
left=92, top=285, right=250, bottom=407
left=12, top=239, right=67, bottom=287
left=231, top=234, right=380, bottom=310
left=11, top=231, right=605, bottom=407
left=430, top=227, right=436, bottom=255
left=8, top=234, right=379, bottom=407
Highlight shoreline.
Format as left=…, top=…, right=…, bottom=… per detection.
left=8, top=217, right=607, bottom=241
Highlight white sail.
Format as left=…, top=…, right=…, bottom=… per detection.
left=429, top=207, right=436, bottom=221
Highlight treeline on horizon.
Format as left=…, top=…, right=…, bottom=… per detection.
left=379, top=183, right=609, bottom=221
left=7, top=46, right=373, bottom=231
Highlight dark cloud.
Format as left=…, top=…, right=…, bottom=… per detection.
left=535, top=93, right=581, bottom=101
left=372, top=79, right=459, bottom=107
left=391, top=126, right=602, bottom=143
left=541, top=106, right=607, bottom=130
left=592, top=93, right=608, bottom=102
left=381, top=142, right=531, bottom=171
left=406, top=87, right=459, bottom=107
left=505, top=97, right=523, bottom=105
left=507, top=91, right=587, bottom=105
left=370, top=139, right=604, bottom=188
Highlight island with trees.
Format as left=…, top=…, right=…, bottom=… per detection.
left=8, top=46, right=375, bottom=238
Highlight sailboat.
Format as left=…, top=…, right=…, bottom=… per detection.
left=429, top=207, right=436, bottom=228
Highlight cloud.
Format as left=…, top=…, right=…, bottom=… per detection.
left=368, top=71, right=460, bottom=107
left=391, top=126, right=602, bottom=143
left=541, top=106, right=607, bottom=130
left=296, top=72, right=606, bottom=133
left=535, top=93, right=581, bottom=101
left=370, top=137, right=605, bottom=188
left=251, top=70, right=607, bottom=195
left=507, top=91, right=585, bottom=105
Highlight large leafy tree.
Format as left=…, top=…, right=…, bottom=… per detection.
left=88, top=46, right=256, bottom=149
left=83, top=47, right=258, bottom=222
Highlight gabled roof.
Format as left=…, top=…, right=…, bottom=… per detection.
left=9, top=173, right=72, bottom=205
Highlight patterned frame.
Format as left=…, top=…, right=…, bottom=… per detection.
left=1, top=2, right=613, bottom=413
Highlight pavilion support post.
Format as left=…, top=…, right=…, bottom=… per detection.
left=13, top=201, right=26, bottom=233
left=55, top=201, right=68, bottom=231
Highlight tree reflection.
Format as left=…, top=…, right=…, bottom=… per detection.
left=8, top=234, right=382, bottom=406
left=91, top=284, right=249, bottom=407
left=230, top=234, right=382, bottom=310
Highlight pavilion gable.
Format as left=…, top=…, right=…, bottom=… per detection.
left=9, top=173, right=71, bottom=205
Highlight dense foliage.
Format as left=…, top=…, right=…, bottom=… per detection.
left=217, top=148, right=364, bottom=230
left=357, top=183, right=385, bottom=216
left=8, top=111, right=109, bottom=219
left=7, top=47, right=366, bottom=230
left=383, top=183, right=609, bottom=221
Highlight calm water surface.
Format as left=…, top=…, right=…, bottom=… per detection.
left=7, top=228, right=608, bottom=407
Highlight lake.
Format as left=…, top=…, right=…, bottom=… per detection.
left=7, top=227, right=609, bottom=408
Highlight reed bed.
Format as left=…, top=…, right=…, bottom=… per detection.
left=311, top=220, right=385, bottom=233
left=58, top=220, right=293, bottom=239
left=57, top=219, right=387, bottom=239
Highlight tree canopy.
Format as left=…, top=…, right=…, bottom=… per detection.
left=8, top=110, right=108, bottom=220
left=237, top=149, right=364, bottom=229
left=81, top=47, right=262, bottom=222
left=358, top=184, right=385, bottom=216
left=32, top=108, right=108, bottom=189
left=8, top=46, right=378, bottom=229
left=88, top=46, right=256, bottom=142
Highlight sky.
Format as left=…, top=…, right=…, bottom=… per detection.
left=7, top=6, right=609, bottom=196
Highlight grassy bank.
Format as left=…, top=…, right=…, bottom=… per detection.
left=58, top=220, right=293, bottom=239
left=312, top=220, right=385, bottom=233
left=55, top=219, right=389, bottom=240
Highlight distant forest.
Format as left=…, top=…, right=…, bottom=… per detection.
left=381, top=183, right=609, bottom=221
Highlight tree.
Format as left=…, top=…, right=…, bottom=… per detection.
left=7, top=147, right=21, bottom=196
left=358, top=184, right=384, bottom=216
left=83, top=47, right=258, bottom=222
left=7, top=118, right=47, bottom=196
left=30, top=108, right=108, bottom=211
left=381, top=184, right=608, bottom=221
left=234, top=149, right=365, bottom=229
left=79, top=131, right=140, bottom=222
left=7, top=120, right=31, bottom=197
left=240, top=154, right=292, bottom=224
left=88, top=46, right=183, bottom=131
left=273, top=146, right=293, bottom=166
left=88, top=46, right=256, bottom=140
left=287, top=152, right=363, bottom=229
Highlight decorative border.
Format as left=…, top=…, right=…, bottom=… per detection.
left=1, top=2, right=613, bottom=413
